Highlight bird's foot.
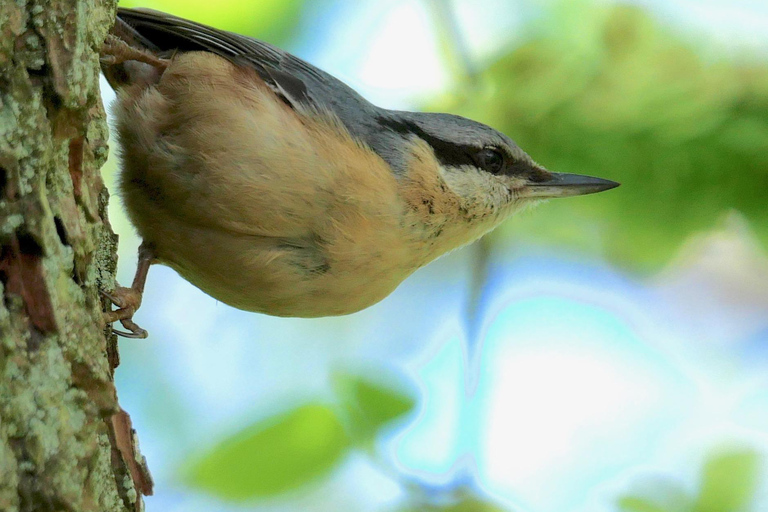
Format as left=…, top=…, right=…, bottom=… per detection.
left=103, top=242, right=156, bottom=339
left=103, top=287, right=148, bottom=339
left=100, top=34, right=167, bottom=69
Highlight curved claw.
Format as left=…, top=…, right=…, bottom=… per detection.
left=116, top=318, right=148, bottom=339
left=102, top=287, right=149, bottom=339
left=100, top=288, right=126, bottom=308
left=112, top=326, right=149, bottom=339
left=101, top=34, right=167, bottom=68
left=102, top=241, right=156, bottom=339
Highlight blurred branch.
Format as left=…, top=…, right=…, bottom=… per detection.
left=425, top=0, right=481, bottom=90
left=424, top=0, right=497, bottom=393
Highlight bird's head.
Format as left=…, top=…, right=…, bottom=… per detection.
left=382, top=111, right=619, bottom=250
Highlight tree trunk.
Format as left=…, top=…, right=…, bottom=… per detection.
left=0, top=0, right=151, bottom=510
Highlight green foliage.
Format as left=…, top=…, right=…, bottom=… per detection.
left=438, top=498, right=507, bottom=512
left=399, top=500, right=507, bottom=512
left=617, top=447, right=763, bottom=512
left=396, top=491, right=510, bottom=512
left=618, top=497, right=676, bottom=512
left=694, top=449, right=761, bottom=512
left=118, top=0, right=305, bottom=45
left=183, top=372, right=416, bottom=501
left=184, top=403, right=350, bottom=500
left=334, top=370, right=417, bottom=446
left=443, top=3, right=768, bottom=271
left=618, top=492, right=690, bottom=512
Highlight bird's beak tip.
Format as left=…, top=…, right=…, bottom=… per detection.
left=525, top=172, right=620, bottom=199
left=596, top=178, right=621, bottom=192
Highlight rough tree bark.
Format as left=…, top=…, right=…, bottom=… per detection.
left=0, top=0, right=151, bottom=510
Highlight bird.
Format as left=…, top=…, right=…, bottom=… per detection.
left=100, top=7, right=618, bottom=338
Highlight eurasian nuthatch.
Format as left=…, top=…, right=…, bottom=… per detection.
left=100, top=8, right=618, bottom=338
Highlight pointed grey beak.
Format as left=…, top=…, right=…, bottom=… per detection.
left=524, top=172, right=620, bottom=198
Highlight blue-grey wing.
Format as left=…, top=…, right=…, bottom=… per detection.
left=115, top=7, right=409, bottom=171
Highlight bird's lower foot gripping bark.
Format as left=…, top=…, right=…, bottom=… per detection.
left=103, top=242, right=156, bottom=339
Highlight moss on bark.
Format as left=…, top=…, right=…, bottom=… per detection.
left=0, top=1, right=150, bottom=510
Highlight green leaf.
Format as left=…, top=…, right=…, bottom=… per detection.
left=184, top=403, right=351, bottom=500
left=118, top=0, right=306, bottom=45
left=438, top=497, right=508, bottom=512
left=694, top=448, right=761, bottom=512
left=398, top=496, right=510, bottom=512
left=618, top=496, right=675, bottom=512
left=333, top=370, right=416, bottom=444
left=615, top=480, right=693, bottom=512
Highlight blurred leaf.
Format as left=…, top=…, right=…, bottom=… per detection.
left=435, top=497, right=508, bottom=512
left=439, top=3, right=768, bottom=271
left=694, top=448, right=761, bottom=512
left=618, top=496, right=679, bottom=512
left=184, top=403, right=350, bottom=500
left=398, top=496, right=509, bottom=512
left=615, top=448, right=762, bottom=512
left=616, top=478, right=693, bottom=512
left=118, top=0, right=305, bottom=45
left=334, top=370, right=416, bottom=445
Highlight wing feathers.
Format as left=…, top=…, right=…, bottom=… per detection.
left=115, top=8, right=311, bottom=109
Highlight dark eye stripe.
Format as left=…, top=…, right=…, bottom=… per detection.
left=410, top=130, right=477, bottom=168
left=377, top=117, right=475, bottom=167
left=377, top=116, right=502, bottom=169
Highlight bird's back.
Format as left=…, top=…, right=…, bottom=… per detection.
left=112, top=8, right=413, bottom=172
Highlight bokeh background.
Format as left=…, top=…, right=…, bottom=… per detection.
left=101, top=0, right=768, bottom=511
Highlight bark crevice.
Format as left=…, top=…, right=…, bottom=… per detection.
left=0, top=1, right=151, bottom=510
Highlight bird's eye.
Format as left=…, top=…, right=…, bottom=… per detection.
left=476, top=148, right=505, bottom=174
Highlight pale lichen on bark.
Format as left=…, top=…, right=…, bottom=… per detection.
left=0, top=0, right=150, bottom=511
